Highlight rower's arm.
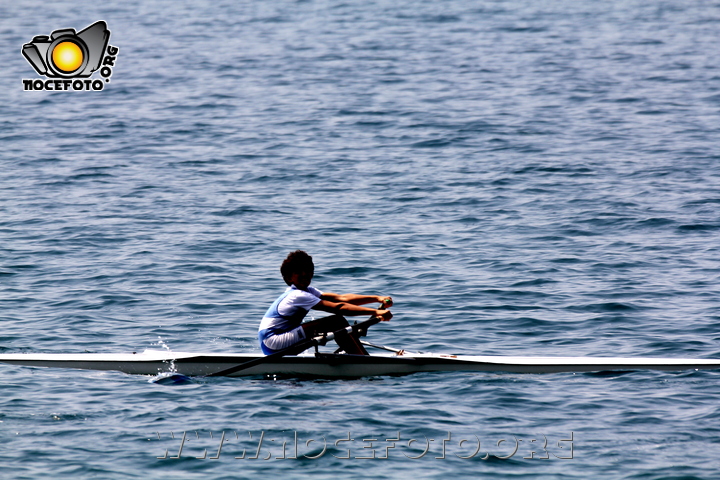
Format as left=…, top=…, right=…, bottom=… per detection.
left=313, top=299, right=392, bottom=321
left=321, top=293, right=392, bottom=307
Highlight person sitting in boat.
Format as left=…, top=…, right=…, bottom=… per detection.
left=258, top=250, right=393, bottom=356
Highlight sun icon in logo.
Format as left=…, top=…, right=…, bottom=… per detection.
left=51, top=41, right=84, bottom=73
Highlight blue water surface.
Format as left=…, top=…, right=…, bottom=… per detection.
left=2, top=0, right=720, bottom=478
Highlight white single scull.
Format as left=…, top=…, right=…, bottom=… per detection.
left=2, top=318, right=718, bottom=378
left=1, top=350, right=719, bottom=378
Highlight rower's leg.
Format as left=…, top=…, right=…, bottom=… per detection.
left=301, top=315, right=369, bottom=355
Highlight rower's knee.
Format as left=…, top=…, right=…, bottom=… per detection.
left=322, top=314, right=349, bottom=329
left=302, top=315, right=349, bottom=338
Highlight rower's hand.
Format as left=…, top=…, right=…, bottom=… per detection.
left=378, top=296, right=393, bottom=308
left=375, top=309, right=393, bottom=321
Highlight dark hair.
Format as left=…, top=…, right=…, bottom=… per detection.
left=281, top=250, right=314, bottom=286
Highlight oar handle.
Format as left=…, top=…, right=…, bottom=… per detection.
left=207, top=316, right=382, bottom=377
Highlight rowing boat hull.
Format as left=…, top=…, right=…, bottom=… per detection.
left=1, top=351, right=720, bottom=377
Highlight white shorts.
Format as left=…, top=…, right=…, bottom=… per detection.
left=260, top=326, right=306, bottom=353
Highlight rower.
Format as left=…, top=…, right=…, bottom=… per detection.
left=258, top=250, right=393, bottom=356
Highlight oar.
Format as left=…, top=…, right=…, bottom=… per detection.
left=205, top=315, right=383, bottom=378
left=360, top=340, right=405, bottom=355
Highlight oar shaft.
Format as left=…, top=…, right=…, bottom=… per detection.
left=360, top=340, right=404, bottom=354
